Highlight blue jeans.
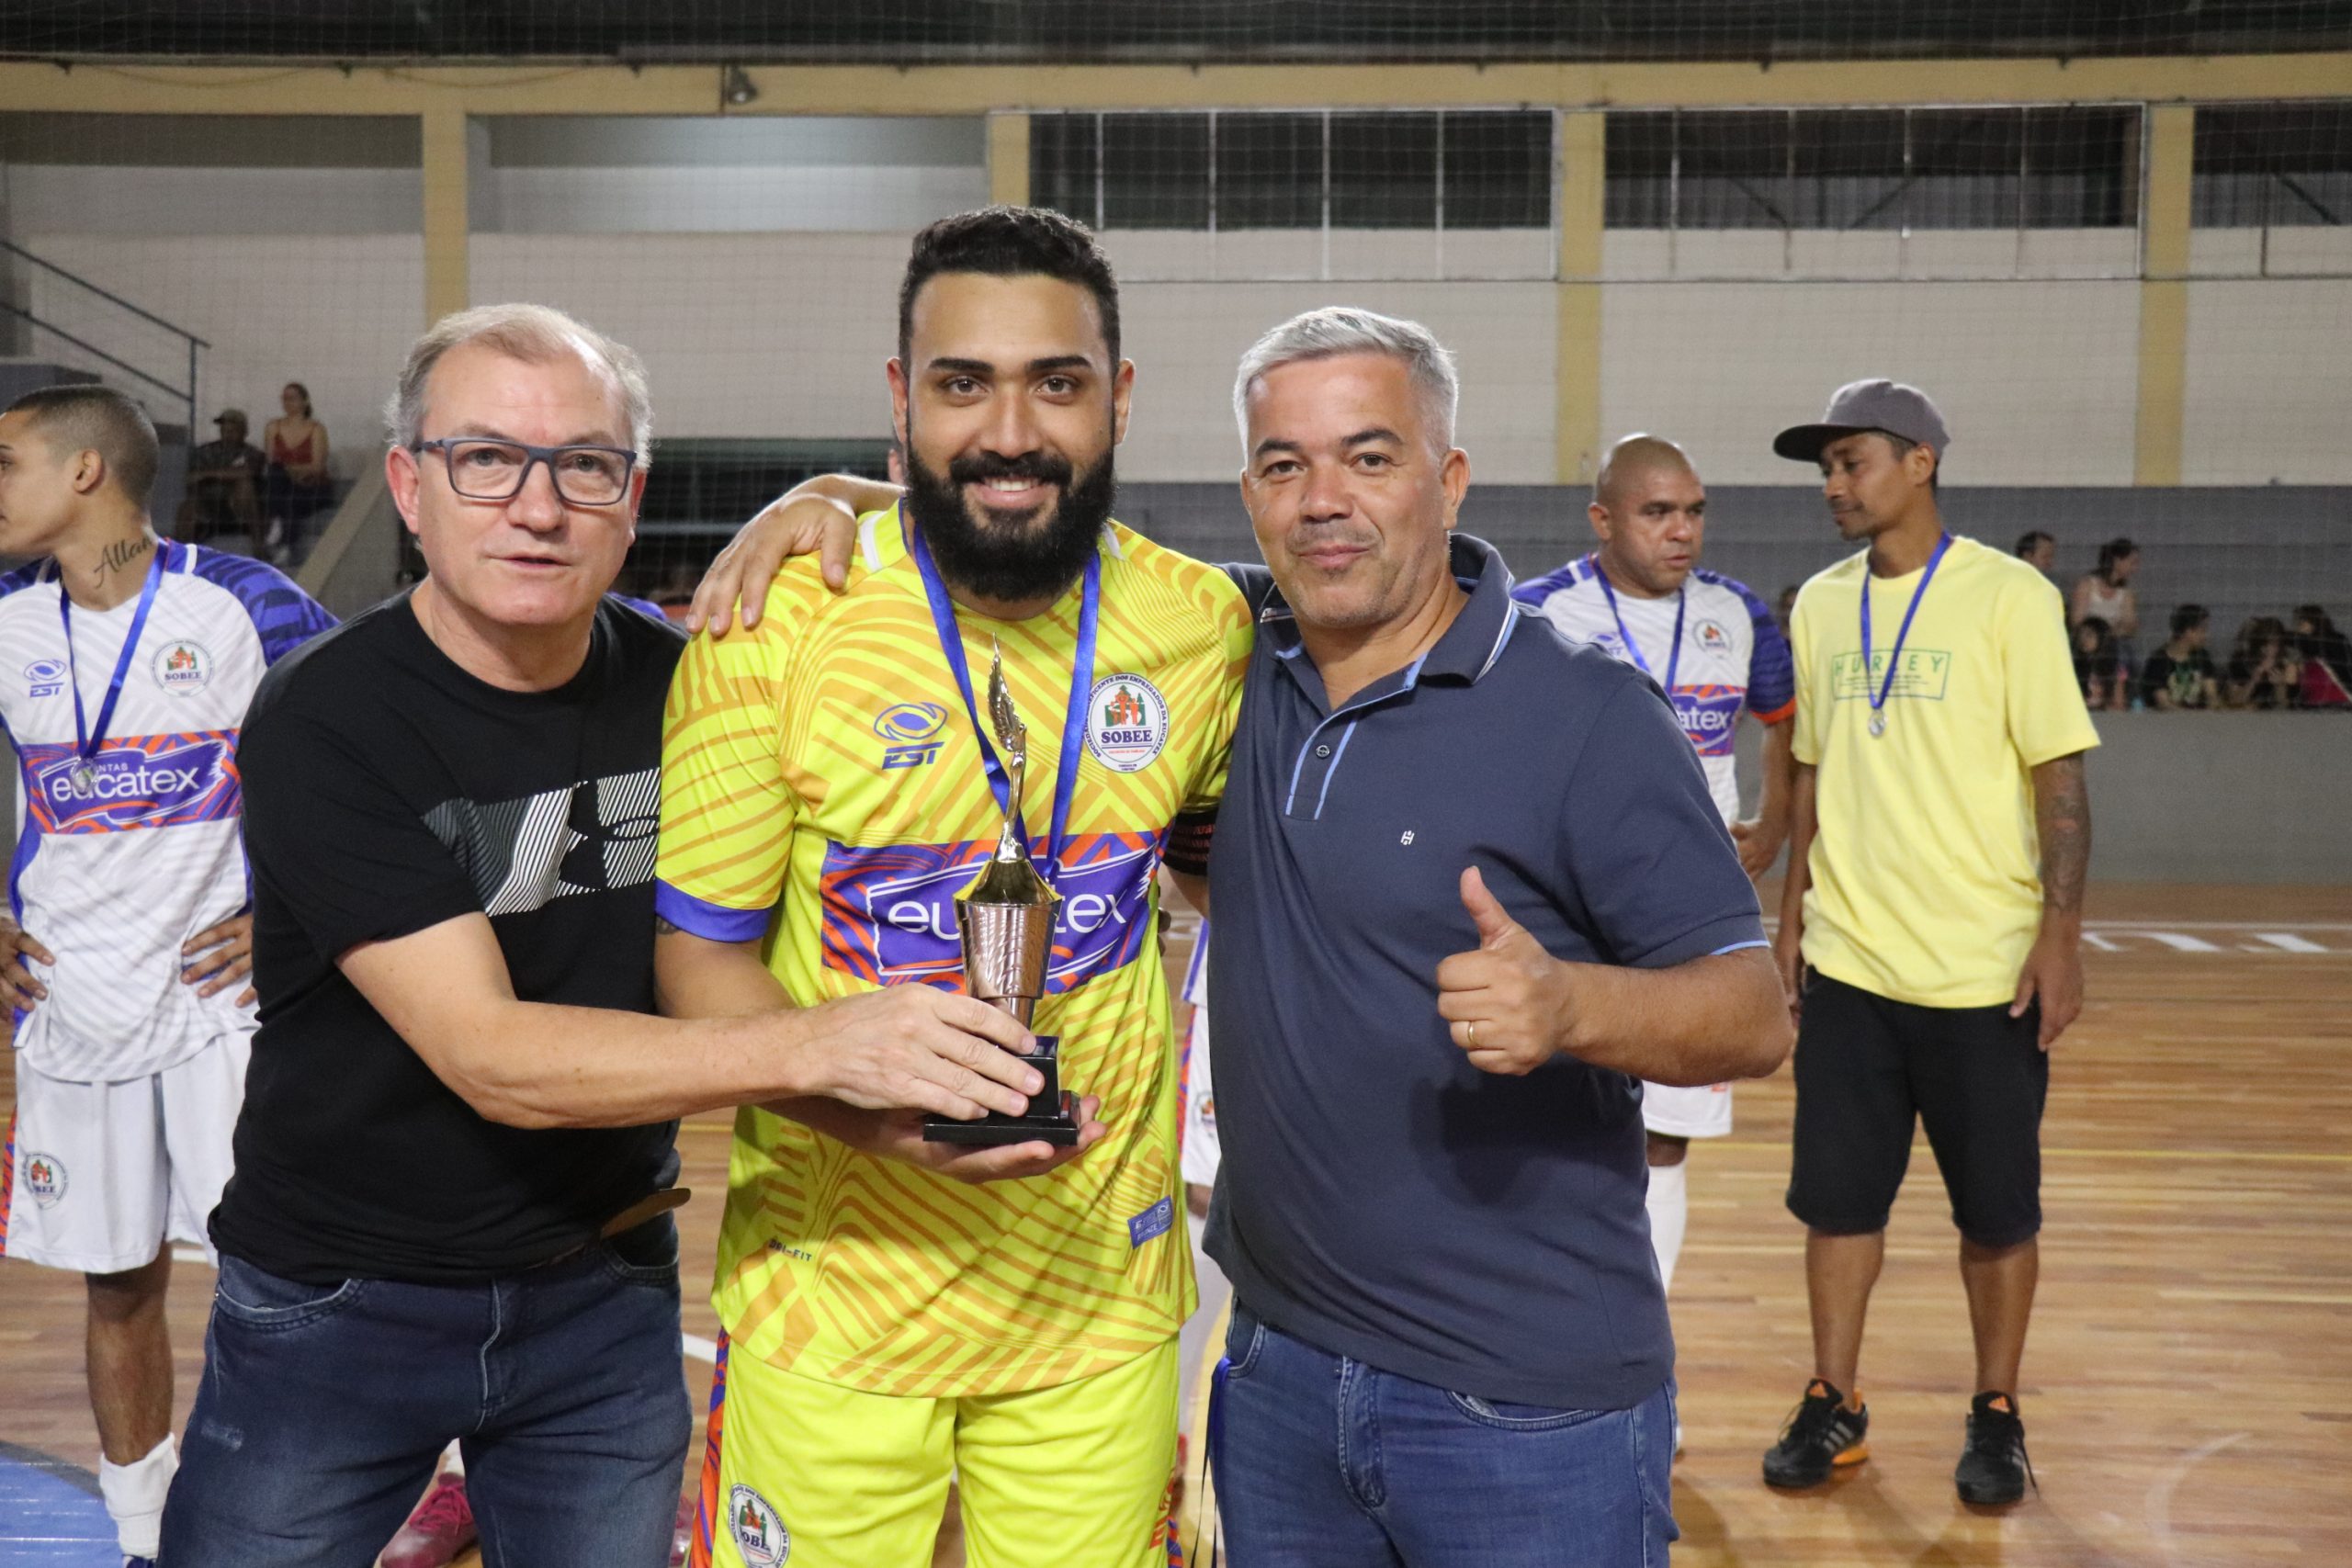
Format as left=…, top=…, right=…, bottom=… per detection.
left=1213, top=1302, right=1678, bottom=1568
left=159, top=1219, right=693, bottom=1568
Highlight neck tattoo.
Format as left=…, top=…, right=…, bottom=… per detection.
left=94, top=536, right=154, bottom=582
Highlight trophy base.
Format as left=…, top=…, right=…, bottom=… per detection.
left=922, top=1035, right=1079, bottom=1146
left=922, top=1091, right=1081, bottom=1147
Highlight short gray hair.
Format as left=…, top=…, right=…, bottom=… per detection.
left=1232, top=306, right=1460, bottom=453
left=386, top=302, right=653, bottom=460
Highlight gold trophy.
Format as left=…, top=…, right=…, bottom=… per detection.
left=923, top=644, right=1080, bottom=1145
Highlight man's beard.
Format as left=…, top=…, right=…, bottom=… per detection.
left=903, top=440, right=1115, bottom=605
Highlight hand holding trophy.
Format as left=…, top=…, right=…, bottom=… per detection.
left=924, top=643, right=1083, bottom=1146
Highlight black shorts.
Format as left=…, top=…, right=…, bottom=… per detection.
left=1785, top=971, right=2048, bottom=1247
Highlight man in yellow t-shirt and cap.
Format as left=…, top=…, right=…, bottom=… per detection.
left=1761, top=379, right=2099, bottom=1507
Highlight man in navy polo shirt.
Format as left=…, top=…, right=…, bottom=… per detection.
left=1204, top=308, right=1791, bottom=1567
left=706, top=305, right=1792, bottom=1564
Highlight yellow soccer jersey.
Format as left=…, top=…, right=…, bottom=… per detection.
left=658, top=505, right=1252, bottom=1397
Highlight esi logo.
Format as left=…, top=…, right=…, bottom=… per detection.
left=875, top=702, right=950, bottom=770
left=24, top=658, right=65, bottom=699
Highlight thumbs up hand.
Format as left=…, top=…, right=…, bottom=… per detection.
left=1436, top=866, right=1575, bottom=1076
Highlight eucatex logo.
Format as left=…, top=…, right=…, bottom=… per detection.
left=26, top=735, right=235, bottom=833
left=820, top=833, right=1157, bottom=991
left=1670, top=689, right=1746, bottom=758
left=874, top=702, right=950, bottom=770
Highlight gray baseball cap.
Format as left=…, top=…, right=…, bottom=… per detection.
left=1772, top=378, right=1951, bottom=464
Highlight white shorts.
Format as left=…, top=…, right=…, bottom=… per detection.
left=3, top=1032, right=250, bottom=1274
left=1641, top=1079, right=1733, bottom=1140
left=1179, top=1002, right=1220, bottom=1188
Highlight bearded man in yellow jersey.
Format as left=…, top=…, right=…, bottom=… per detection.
left=1761, top=380, right=2098, bottom=1508
left=652, top=208, right=1250, bottom=1568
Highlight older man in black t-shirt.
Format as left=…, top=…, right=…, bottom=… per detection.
left=160, top=304, right=1050, bottom=1568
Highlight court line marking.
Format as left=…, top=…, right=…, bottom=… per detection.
left=2156, top=1289, right=2352, bottom=1306
left=683, top=1332, right=718, bottom=1364
left=2145, top=1430, right=2246, bottom=1568
left=2080, top=920, right=2352, bottom=931
left=1712, top=1140, right=2352, bottom=1164
left=2254, top=932, right=2330, bottom=953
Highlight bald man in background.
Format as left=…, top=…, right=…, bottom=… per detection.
left=1513, top=436, right=1797, bottom=1368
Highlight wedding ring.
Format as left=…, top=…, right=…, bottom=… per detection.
left=1465, top=1021, right=1477, bottom=1048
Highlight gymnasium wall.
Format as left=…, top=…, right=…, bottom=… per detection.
left=1725, top=712, right=2352, bottom=884
left=22, top=221, right=2352, bottom=489
left=1114, top=482, right=2352, bottom=640
left=9, top=114, right=2351, bottom=491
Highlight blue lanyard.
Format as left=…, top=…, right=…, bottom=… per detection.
left=58, top=544, right=166, bottom=774
left=1860, top=532, right=1952, bottom=721
left=1592, top=554, right=1684, bottom=694
left=906, top=507, right=1100, bottom=873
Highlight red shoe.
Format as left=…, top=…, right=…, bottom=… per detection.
left=671, top=1494, right=695, bottom=1567
left=381, top=1471, right=477, bottom=1568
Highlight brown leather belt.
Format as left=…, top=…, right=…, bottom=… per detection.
left=599, top=1187, right=691, bottom=1239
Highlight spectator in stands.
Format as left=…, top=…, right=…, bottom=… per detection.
left=2072, top=615, right=2128, bottom=711
left=2140, top=604, right=2221, bottom=710
left=2223, top=616, right=2301, bottom=711
left=2015, top=530, right=2056, bottom=579
left=261, top=380, right=334, bottom=563
left=2071, top=536, right=2140, bottom=672
left=2291, top=604, right=2351, bottom=708
left=176, top=407, right=266, bottom=546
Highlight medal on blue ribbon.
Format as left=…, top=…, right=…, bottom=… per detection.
left=1860, top=532, right=1952, bottom=738
left=60, top=544, right=165, bottom=791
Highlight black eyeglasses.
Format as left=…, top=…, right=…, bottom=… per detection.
left=413, top=437, right=639, bottom=506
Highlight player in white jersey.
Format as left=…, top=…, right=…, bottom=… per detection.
left=1512, top=434, right=1796, bottom=1311
left=0, top=385, right=334, bottom=1566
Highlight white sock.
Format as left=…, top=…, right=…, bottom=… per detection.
left=1645, top=1159, right=1689, bottom=1293
left=99, top=1433, right=176, bottom=1559
left=440, top=1438, right=465, bottom=1478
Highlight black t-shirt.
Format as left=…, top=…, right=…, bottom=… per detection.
left=211, top=592, right=685, bottom=1284
left=2139, top=645, right=2217, bottom=709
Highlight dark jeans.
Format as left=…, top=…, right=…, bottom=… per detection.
left=160, top=1219, right=692, bottom=1568
left=1213, top=1302, right=1678, bottom=1568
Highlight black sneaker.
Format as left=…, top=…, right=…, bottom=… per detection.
left=1762, top=1379, right=1870, bottom=1488
left=1955, top=1392, right=2035, bottom=1505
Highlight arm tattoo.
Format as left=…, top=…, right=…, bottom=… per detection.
left=2032, top=753, right=2091, bottom=914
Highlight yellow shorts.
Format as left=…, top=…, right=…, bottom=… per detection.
left=689, top=1333, right=1181, bottom=1568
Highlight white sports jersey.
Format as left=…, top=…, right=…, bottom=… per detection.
left=1514, top=555, right=1795, bottom=827
left=0, top=541, right=334, bottom=1080
left=1177, top=921, right=1219, bottom=1186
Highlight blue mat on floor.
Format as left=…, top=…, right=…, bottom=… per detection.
left=0, top=1447, right=115, bottom=1567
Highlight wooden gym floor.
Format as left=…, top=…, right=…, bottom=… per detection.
left=4, top=883, right=2347, bottom=1566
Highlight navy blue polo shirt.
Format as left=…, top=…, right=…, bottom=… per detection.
left=1204, top=533, right=1766, bottom=1411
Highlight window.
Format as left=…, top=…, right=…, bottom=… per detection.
left=2195, top=103, right=2352, bottom=228
left=1028, top=109, right=1553, bottom=234
left=1443, top=110, right=1554, bottom=229
left=1328, top=113, right=1439, bottom=228
left=1102, top=114, right=1209, bottom=230
left=1030, top=112, right=1099, bottom=227
left=1605, top=106, right=2140, bottom=231
left=1216, top=113, right=1324, bottom=229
